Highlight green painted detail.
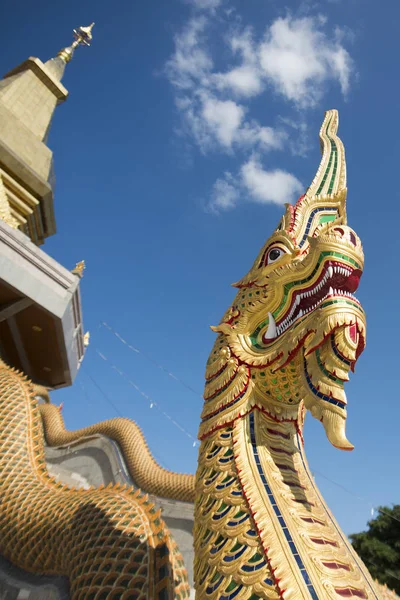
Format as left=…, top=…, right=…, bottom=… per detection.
left=249, top=251, right=362, bottom=349
left=319, top=214, right=336, bottom=224
left=319, top=298, right=362, bottom=310
left=328, top=139, right=338, bottom=194
left=249, top=552, right=263, bottom=564
left=316, top=118, right=333, bottom=195
left=226, top=581, right=238, bottom=593
left=231, top=542, right=243, bottom=552
left=316, top=348, right=343, bottom=384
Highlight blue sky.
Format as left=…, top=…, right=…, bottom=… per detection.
left=2, top=0, right=399, bottom=536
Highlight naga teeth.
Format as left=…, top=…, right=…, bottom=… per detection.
left=265, top=312, right=277, bottom=339
left=328, top=266, right=333, bottom=278
left=329, top=286, right=333, bottom=295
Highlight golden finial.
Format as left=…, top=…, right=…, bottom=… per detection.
left=72, top=260, right=85, bottom=278
left=57, top=23, right=95, bottom=63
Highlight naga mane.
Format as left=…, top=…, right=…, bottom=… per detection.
left=194, top=110, right=380, bottom=600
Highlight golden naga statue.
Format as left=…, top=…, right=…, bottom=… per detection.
left=194, top=109, right=382, bottom=600
left=0, top=110, right=391, bottom=599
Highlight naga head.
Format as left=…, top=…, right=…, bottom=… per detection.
left=201, top=110, right=366, bottom=450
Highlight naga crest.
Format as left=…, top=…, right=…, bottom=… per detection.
left=201, top=110, right=366, bottom=450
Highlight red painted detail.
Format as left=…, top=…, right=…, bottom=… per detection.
left=310, top=537, right=338, bottom=547
left=305, top=325, right=343, bottom=357
left=229, top=345, right=283, bottom=371
left=301, top=517, right=325, bottom=526
left=355, top=329, right=366, bottom=362
left=296, top=422, right=305, bottom=447
left=322, top=562, right=351, bottom=571
left=204, top=367, right=239, bottom=402
left=205, top=362, right=228, bottom=382
left=288, top=195, right=305, bottom=234
left=349, top=323, right=358, bottom=343
left=224, top=308, right=241, bottom=326
left=333, top=227, right=345, bottom=237
left=267, top=428, right=290, bottom=440
left=287, top=203, right=297, bottom=234
left=203, top=374, right=248, bottom=415
left=234, top=281, right=255, bottom=289
left=274, top=333, right=314, bottom=370
left=335, top=588, right=367, bottom=599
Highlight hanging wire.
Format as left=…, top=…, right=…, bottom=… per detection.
left=78, top=377, right=94, bottom=409
left=81, top=365, right=172, bottom=469
left=313, top=470, right=400, bottom=525
left=100, top=321, right=203, bottom=397
left=94, top=349, right=199, bottom=447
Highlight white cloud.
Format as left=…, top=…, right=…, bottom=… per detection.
left=212, top=28, right=264, bottom=98
left=201, top=97, right=245, bottom=148
left=330, top=45, right=352, bottom=94
left=208, top=158, right=302, bottom=212
left=182, top=94, right=286, bottom=152
left=241, top=157, right=303, bottom=205
left=165, top=17, right=212, bottom=90
left=213, top=65, right=263, bottom=97
left=166, top=18, right=284, bottom=153
left=209, top=173, right=240, bottom=213
left=259, top=16, right=353, bottom=107
left=165, top=10, right=355, bottom=213
left=236, top=122, right=286, bottom=150
left=184, top=0, right=223, bottom=9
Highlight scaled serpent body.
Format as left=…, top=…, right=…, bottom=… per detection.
left=39, top=402, right=195, bottom=504
left=0, top=362, right=191, bottom=599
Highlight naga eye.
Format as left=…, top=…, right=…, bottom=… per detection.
left=266, top=247, right=286, bottom=265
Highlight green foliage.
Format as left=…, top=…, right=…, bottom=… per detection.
left=350, top=505, right=400, bottom=594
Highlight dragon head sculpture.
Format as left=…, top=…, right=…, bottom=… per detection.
left=201, top=110, right=366, bottom=451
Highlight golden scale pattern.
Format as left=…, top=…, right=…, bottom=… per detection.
left=0, top=360, right=190, bottom=600
left=194, top=425, right=279, bottom=600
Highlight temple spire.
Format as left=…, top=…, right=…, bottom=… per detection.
left=0, top=24, right=94, bottom=244
left=45, top=23, right=95, bottom=81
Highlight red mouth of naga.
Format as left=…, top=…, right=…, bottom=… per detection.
left=263, top=261, right=362, bottom=341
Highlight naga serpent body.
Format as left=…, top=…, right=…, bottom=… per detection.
left=0, top=363, right=191, bottom=599
left=39, top=401, right=195, bottom=503
left=194, top=110, right=384, bottom=600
